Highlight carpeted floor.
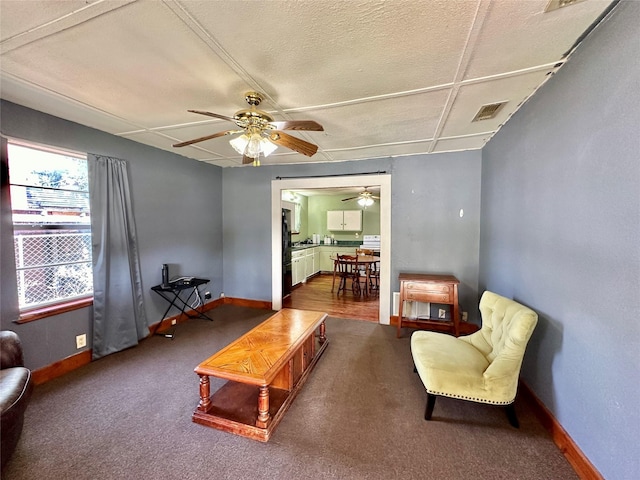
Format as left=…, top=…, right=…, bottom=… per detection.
left=4, top=305, right=578, bottom=479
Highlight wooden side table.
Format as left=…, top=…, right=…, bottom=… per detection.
left=397, top=273, right=460, bottom=338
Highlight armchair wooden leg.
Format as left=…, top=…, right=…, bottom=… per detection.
left=425, top=393, right=436, bottom=420
left=505, top=403, right=519, bottom=428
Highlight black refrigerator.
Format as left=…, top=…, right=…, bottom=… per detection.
left=282, top=208, right=293, bottom=296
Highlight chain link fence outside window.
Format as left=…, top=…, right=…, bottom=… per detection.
left=14, top=230, right=93, bottom=309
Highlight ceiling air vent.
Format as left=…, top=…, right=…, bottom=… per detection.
left=472, top=102, right=507, bottom=122
left=545, top=0, right=587, bottom=13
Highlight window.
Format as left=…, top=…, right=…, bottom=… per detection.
left=8, top=141, right=93, bottom=312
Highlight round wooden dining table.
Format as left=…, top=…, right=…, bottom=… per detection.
left=330, top=254, right=380, bottom=296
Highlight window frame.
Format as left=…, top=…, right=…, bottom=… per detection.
left=7, top=139, right=94, bottom=322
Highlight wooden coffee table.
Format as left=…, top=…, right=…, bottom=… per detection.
left=192, top=308, right=328, bottom=441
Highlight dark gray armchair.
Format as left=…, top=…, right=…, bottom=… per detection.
left=1, top=330, right=33, bottom=470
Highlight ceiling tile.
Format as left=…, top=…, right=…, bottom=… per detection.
left=464, top=0, right=614, bottom=79
left=1, top=1, right=249, bottom=127
left=326, top=140, right=434, bottom=162
left=179, top=0, right=479, bottom=106
left=302, top=89, right=451, bottom=150
left=440, top=70, right=553, bottom=138
left=119, top=130, right=226, bottom=161
left=0, top=0, right=106, bottom=43
left=0, top=72, right=143, bottom=134
left=433, top=134, right=490, bottom=153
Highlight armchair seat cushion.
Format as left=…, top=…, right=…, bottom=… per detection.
left=412, top=331, right=497, bottom=404
left=1, top=368, right=32, bottom=414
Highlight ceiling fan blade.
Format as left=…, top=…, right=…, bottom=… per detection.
left=187, top=109, right=237, bottom=123
left=268, top=131, right=318, bottom=157
left=242, top=155, right=254, bottom=165
left=173, top=130, right=237, bottom=148
left=269, top=120, right=324, bottom=131
left=342, top=196, right=359, bottom=202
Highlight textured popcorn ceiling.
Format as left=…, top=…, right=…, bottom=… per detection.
left=0, top=0, right=616, bottom=167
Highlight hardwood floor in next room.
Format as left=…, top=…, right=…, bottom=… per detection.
left=283, top=274, right=379, bottom=322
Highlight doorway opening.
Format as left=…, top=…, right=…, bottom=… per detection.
left=271, top=174, right=391, bottom=324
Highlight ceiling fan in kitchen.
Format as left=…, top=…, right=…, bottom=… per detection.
left=172, top=91, right=324, bottom=166
left=342, top=187, right=380, bottom=207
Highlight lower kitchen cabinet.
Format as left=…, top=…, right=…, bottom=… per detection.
left=304, top=249, right=314, bottom=278
left=319, top=247, right=357, bottom=273
left=313, top=249, right=320, bottom=275
left=293, top=247, right=321, bottom=286
left=292, top=250, right=305, bottom=286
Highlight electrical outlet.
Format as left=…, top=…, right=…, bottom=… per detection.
left=171, top=319, right=177, bottom=325
left=462, top=311, right=468, bottom=321
left=204, top=291, right=212, bottom=300
left=438, top=309, right=446, bottom=319
left=76, top=334, right=87, bottom=349
left=220, top=292, right=225, bottom=298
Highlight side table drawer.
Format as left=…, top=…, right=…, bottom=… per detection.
left=404, top=282, right=452, bottom=303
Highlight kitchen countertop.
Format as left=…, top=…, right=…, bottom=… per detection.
left=291, top=241, right=365, bottom=251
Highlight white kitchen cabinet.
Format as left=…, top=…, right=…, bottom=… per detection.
left=319, top=247, right=338, bottom=272
left=327, top=210, right=362, bottom=231
left=343, top=210, right=362, bottom=231
left=304, top=248, right=314, bottom=279
left=293, top=248, right=320, bottom=285
left=327, top=210, right=344, bottom=231
left=313, top=248, right=321, bottom=275
left=319, top=247, right=356, bottom=272
left=292, top=250, right=305, bottom=286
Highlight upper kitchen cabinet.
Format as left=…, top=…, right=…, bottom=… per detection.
left=327, top=210, right=362, bottom=231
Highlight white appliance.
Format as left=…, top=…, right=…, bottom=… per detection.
left=360, top=234, right=380, bottom=251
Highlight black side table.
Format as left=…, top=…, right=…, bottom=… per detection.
left=151, top=277, right=213, bottom=338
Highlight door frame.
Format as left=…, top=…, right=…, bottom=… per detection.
left=271, top=174, right=391, bottom=324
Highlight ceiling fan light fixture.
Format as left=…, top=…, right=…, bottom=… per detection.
left=358, top=197, right=374, bottom=207
left=260, top=137, right=278, bottom=157
left=229, top=134, right=250, bottom=155
left=246, top=133, right=263, bottom=158
left=229, top=133, right=278, bottom=159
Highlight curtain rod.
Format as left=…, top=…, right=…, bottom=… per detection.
left=275, top=171, right=387, bottom=180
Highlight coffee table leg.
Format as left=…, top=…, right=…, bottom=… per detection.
left=256, top=385, right=270, bottom=428
left=319, top=321, right=326, bottom=344
left=198, top=375, right=211, bottom=412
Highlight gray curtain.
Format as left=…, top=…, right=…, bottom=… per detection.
left=89, top=154, right=148, bottom=360
left=1, top=137, right=21, bottom=323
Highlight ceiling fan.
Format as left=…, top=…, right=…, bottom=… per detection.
left=342, top=187, right=380, bottom=207
left=173, top=91, right=324, bottom=166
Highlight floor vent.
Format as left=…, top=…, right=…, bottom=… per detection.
left=393, top=292, right=430, bottom=318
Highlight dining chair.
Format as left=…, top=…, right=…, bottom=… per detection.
left=368, top=260, right=380, bottom=295
left=336, top=255, right=361, bottom=296
left=355, top=249, right=373, bottom=294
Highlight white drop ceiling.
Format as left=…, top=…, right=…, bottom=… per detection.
left=0, top=0, right=616, bottom=168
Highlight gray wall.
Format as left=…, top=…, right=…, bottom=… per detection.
left=0, top=101, right=223, bottom=371
left=479, top=2, right=639, bottom=479
left=222, top=151, right=482, bottom=321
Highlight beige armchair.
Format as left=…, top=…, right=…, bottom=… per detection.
left=411, top=291, right=538, bottom=427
